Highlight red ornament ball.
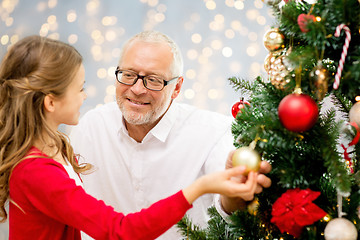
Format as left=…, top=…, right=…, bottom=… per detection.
left=278, top=93, right=319, bottom=132
left=232, top=100, right=250, bottom=118
left=297, top=13, right=316, bottom=33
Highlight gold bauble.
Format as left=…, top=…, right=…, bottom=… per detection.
left=268, top=54, right=291, bottom=90
left=232, top=147, right=261, bottom=176
left=263, top=28, right=285, bottom=52
left=310, top=63, right=329, bottom=101
left=247, top=197, right=259, bottom=215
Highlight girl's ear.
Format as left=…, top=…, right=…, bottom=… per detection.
left=43, top=94, right=56, bottom=113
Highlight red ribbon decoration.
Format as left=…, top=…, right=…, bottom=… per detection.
left=341, top=122, right=359, bottom=173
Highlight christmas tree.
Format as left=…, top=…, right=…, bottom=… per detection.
left=178, top=0, right=360, bottom=239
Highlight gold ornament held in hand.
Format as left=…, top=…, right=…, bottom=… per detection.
left=232, top=146, right=261, bottom=176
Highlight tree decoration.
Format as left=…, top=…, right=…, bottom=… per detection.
left=333, top=24, right=351, bottom=90
left=324, top=218, right=358, bottom=240
left=309, top=61, right=329, bottom=101
left=266, top=52, right=293, bottom=90
left=340, top=122, right=359, bottom=174
left=271, top=188, right=327, bottom=238
left=297, top=13, right=316, bottom=33
left=263, top=28, right=285, bottom=52
left=232, top=140, right=261, bottom=176
left=231, top=98, right=250, bottom=118
left=278, top=92, right=319, bottom=132
left=349, top=101, right=360, bottom=128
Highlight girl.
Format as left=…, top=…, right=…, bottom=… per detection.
left=0, top=35, right=258, bottom=240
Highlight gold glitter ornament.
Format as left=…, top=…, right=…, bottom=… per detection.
left=267, top=54, right=292, bottom=90
left=263, top=28, right=285, bottom=52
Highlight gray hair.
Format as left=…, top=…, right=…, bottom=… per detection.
left=118, top=31, right=184, bottom=77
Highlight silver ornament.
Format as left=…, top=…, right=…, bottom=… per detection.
left=324, top=218, right=358, bottom=240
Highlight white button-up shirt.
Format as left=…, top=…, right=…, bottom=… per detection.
left=70, top=101, right=234, bottom=239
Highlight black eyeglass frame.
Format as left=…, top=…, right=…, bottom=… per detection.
left=115, top=67, right=179, bottom=91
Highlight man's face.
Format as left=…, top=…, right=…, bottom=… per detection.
left=116, top=40, right=181, bottom=126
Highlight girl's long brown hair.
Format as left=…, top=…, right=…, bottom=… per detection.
left=0, top=35, right=91, bottom=222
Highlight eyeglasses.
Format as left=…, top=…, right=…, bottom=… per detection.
left=115, top=67, right=179, bottom=91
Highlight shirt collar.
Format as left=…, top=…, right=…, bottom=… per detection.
left=149, top=102, right=178, bottom=142
left=118, top=102, right=179, bottom=143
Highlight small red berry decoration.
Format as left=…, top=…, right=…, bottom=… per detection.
left=231, top=99, right=250, bottom=118
left=278, top=93, right=319, bottom=132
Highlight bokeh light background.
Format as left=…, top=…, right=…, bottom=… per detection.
left=0, top=0, right=274, bottom=237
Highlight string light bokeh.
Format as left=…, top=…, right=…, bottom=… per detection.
left=0, top=0, right=274, bottom=237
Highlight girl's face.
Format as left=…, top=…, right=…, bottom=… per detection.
left=49, top=64, right=87, bottom=128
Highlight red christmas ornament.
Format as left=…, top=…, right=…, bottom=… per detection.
left=231, top=99, right=250, bottom=118
left=278, top=93, right=318, bottom=132
left=297, top=13, right=316, bottom=33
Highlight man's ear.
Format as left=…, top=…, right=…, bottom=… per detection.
left=171, top=76, right=184, bottom=100
left=43, top=94, right=56, bottom=113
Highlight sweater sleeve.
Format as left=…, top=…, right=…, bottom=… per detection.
left=12, top=158, right=192, bottom=240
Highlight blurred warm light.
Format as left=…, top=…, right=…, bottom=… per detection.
left=211, top=39, right=223, bottom=50
left=222, top=47, right=233, bottom=57
left=67, top=10, right=77, bottom=22
left=47, top=15, right=57, bottom=24
left=355, top=96, right=360, bottom=102
left=234, top=0, right=244, bottom=10
left=48, top=0, right=57, bottom=9
left=246, top=9, right=259, bottom=20
left=10, top=35, right=19, bottom=44
left=184, top=89, right=195, bottom=99
left=106, top=85, right=116, bottom=95
left=208, top=89, right=219, bottom=99
left=254, top=0, right=264, bottom=8
left=1, top=35, right=9, bottom=45
left=37, top=1, right=47, bottom=11
left=316, top=16, right=321, bottom=22
left=157, top=4, right=167, bottom=12
left=191, top=33, right=202, bottom=43
left=105, top=30, right=116, bottom=42
left=205, top=0, right=216, bottom=10
left=202, top=47, right=213, bottom=57
left=68, top=34, right=78, bottom=44
left=225, top=29, right=235, bottom=39
left=148, top=0, right=159, bottom=7
left=225, top=0, right=235, bottom=7
left=154, top=13, right=165, bottom=22
left=186, top=69, right=196, bottom=79
left=97, top=68, right=107, bottom=79
left=231, top=20, right=242, bottom=31
left=108, top=67, right=116, bottom=77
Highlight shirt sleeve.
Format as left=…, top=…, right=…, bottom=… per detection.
left=13, top=158, right=192, bottom=240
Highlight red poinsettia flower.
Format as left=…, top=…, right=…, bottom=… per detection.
left=271, top=188, right=327, bottom=238
left=297, top=13, right=316, bottom=33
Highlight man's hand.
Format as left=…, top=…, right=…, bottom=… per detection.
left=220, top=150, right=272, bottom=214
